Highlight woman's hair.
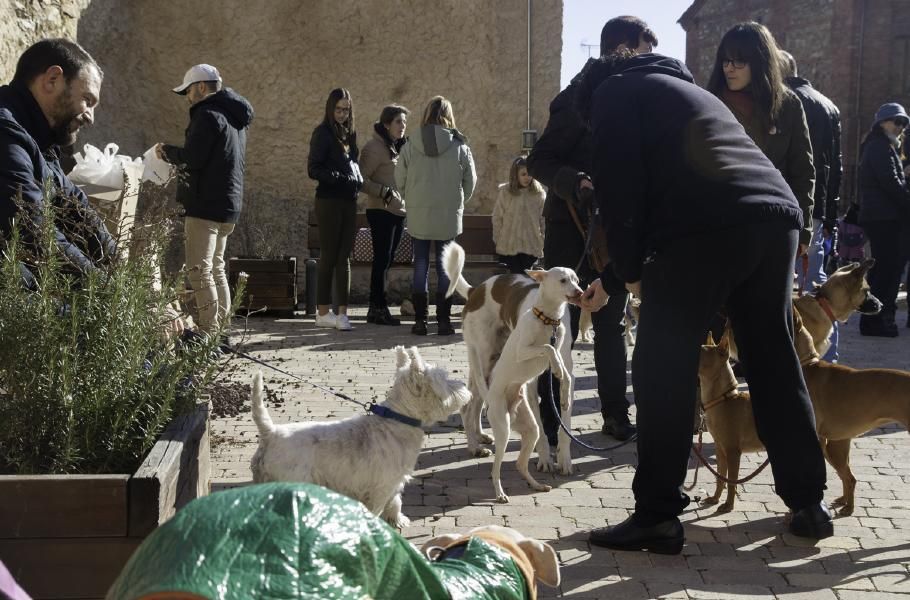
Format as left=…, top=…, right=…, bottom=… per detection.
left=375, top=104, right=410, bottom=156
left=707, top=22, right=786, bottom=123
left=508, top=156, right=543, bottom=195
left=422, top=96, right=457, bottom=129
left=323, top=87, right=355, bottom=141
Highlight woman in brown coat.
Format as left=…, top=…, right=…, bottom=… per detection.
left=707, top=22, right=815, bottom=254
left=359, top=104, right=409, bottom=325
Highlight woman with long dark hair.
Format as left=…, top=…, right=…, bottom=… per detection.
left=707, top=22, right=815, bottom=255
left=307, top=88, right=362, bottom=331
left=359, top=104, right=409, bottom=325
left=857, top=103, right=910, bottom=337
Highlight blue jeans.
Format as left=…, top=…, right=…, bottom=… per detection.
left=412, top=239, right=451, bottom=295
left=796, top=218, right=838, bottom=361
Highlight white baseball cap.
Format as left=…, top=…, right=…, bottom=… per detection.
left=172, top=64, right=222, bottom=94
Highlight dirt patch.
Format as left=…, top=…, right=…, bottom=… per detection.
left=206, top=380, right=286, bottom=420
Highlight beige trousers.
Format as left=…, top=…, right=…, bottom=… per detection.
left=185, top=216, right=235, bottom=333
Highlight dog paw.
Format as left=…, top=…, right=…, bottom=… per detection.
left=469, top=446, right=493, bottom=457
left=532, top=483, right=552, bottom=493
left=835, top=505, right=854, bottom=517
left=556, top=459, right=574, bottom=476
left=478, top=433, right=494, bottom=445
left=536, top=457, right=555, bottom=473
left=716, top=502, right=734, bottom=514
left=701, top=497, right=719, bottom=506
left=496, top=493, right=510, bottom=504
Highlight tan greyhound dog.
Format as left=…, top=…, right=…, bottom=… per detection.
left=697, top=332, right=765, bottom=513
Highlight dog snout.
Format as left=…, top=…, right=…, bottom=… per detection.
left=859, top=293, right=883, bottom=315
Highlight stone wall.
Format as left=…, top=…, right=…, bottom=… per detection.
left=73, top=0, right=563, bottom=268
left=0, top=0, right=91, bottom=83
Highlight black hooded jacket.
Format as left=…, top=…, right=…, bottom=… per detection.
left=584, top=54, right=803, bottom=283
left=0, top=81, right=117, bottom=276
left=785, top=76, right=842, bottom=225
left=162, top=88, right=254, bottom=224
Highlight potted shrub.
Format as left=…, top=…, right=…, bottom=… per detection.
left=229, top=210, right=297, bottom=317
left=0, top=184, right=231, bottom=599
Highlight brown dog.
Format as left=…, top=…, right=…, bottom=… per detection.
left=793, top=310, right=910, bottom=515
left=421, top=525, right=560, bottom=600
left=697, top=333, right=765, bottom=513
left=728, top=259, right=881, bottom=361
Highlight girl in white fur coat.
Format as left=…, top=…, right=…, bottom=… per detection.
left=492, top=156, right=546, bottom=273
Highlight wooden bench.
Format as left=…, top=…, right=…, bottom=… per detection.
left=307, top=212, right=500, bottom=266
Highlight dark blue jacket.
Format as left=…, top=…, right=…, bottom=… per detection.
left=857, top=129, right=910, bottom=224
left=162, top=88, right=253, bottom=224
left=0, top=81, right=116, bottom=276
left=585, top=55, right=803, bottom=283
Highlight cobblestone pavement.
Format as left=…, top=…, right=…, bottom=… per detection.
left=211, top=305, right=910, bottom=599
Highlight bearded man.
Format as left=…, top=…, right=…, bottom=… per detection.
left=0, top=38, right=116, bottom=285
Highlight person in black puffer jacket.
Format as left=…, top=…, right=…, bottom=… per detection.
left=576, top=52, right=832, bottom=553
left=158, top=64, right=254, bottom=337
left=856, top=103, right=910, bottom=337
left=307, top=88, right=363, bottom=332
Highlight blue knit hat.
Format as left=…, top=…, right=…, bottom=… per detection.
left=874, top=102, right=909, bottom=126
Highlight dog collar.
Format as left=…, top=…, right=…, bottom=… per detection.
left=701, top=386, right=739, bottom=412
left=532, top=306, right=559, bottom=328
left=814, top=295, right=837, bottom=323
left=368, top=404, right=423, bottom=429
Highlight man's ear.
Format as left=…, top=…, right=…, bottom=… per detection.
left=517, top=538, right=561, bottom=587
left=40, top=65, right=65, bottom=92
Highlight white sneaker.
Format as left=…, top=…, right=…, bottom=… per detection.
left=335, top=313, right=353, bottom=331
left=315, top=311, right=336, bottom=328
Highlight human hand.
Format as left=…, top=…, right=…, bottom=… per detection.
left=798, top=243, right=809, bottom=257
left=580, top=278, right=609, bottom=312
left=161, top=303, right=185, bottom=340
left=625, top=280, right=642, bottom=299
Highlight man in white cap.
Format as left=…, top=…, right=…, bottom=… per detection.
left=156, top=64, right=253, bottom=344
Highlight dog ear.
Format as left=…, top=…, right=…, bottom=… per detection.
left=407, top=346, right=426, bottom=372
left=860, top=257, right=875, bottom=274
left=517, top=538, right=561, bottom=587
left=525, top=269, right=545, bottom=282
left=395, top=345, right=411, bottom=369
left=705, top=332, right=715, bottom=346
left=717, top=331, right=730, bottom=357
left=420, top=533, right=461, bottom=559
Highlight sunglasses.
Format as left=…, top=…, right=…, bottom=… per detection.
left=722, top=58, right=748, bottom=70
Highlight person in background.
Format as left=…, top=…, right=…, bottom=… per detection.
left=780, top=50, right=843, bottom=360
left=157, top=63, right=254, bottom=342
left=359, top=104, right=409, bottom=326
left=707, top=22, right=815, bottom=256
left=527, top=15, right=656, bottom=443
left=856, top=103, right=910, bottom=337
left=308, top=88, right=362, bottom=331
left=492, top=156, right=545, bottom=274
left=395, top=96, right=476, bottom=336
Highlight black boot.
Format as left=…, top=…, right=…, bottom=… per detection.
left=436, top=293, right=455, bottom=336
left=366, top=303, right=379, bottom=324
left=374, top=304, right=400, bottom=326
left=411, top=292, right=428, bottom=335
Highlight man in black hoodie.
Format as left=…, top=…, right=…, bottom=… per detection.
left=527, top=16, right=657, bottom=443
left=157, top=64, right=253, bottom=338
left=577, top=53, right=832, bottom=553
left=0, top=38, right=116, bottom=286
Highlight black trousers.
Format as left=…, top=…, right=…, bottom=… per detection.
left=499, top=253, right=538, bottom=274
left=863, top=220, right=905, bottom=315
left=537, top=220, right=630, bottom=439
left=632, top=221, right=826, bottom=521
left=366, top=209, right=405, bottom=308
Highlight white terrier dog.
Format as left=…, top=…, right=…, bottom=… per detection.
left=444, top=242, right=583, bottom=502
left=250, top=345, right=470, bottom=527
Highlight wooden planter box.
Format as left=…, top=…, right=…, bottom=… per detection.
left=0, top=401, right=211, bottom=600
left=228, top=256, right=297, bottom=316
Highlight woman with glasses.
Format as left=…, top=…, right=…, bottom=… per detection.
left=707, top=22, right=815, bottom=257
left=308, top=88, right=362, bottom=331
left=857, top=103, right=910, bottom=337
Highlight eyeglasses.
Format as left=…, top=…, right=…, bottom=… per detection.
left=334, top=107, right=351, bottom=114
left=722, top=59, right=748, bottom=70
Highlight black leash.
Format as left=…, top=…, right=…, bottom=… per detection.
left=220, top=344, right=421, bottom=428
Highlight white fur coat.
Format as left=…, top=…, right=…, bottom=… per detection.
left=492, top=183, right=545, bottom=257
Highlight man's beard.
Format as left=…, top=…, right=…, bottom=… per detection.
left=49, top=87, right=82, bottom=147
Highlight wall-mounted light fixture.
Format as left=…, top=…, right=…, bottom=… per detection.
left=521, top=129, right=538, bottom=151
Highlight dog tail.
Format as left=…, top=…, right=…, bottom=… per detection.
left=443, top=241, right=471, bottom=299
left=250, top=370, right=275, bottom=435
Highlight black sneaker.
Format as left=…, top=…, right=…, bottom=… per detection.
left=602, top=415, right=636, bottom=441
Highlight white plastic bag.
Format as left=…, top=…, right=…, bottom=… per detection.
left=68, top=143, right=132, bottom=189
left=141, top=145, right=173, bottom=185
